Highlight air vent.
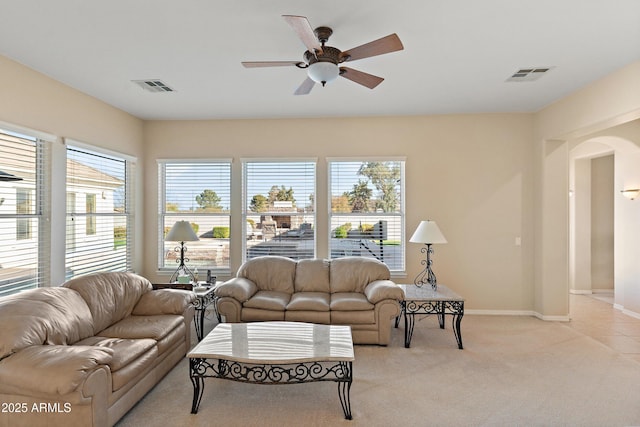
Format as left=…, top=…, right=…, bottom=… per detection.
left=506, top=67, right=553, bottom=82
left=131, top=79, right=174, bottom=93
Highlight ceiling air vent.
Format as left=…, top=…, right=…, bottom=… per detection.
left=506, top=67, right=553, bottom=82
left=132, top=79, right=174, bottom=93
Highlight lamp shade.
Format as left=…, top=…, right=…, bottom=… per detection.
left=409, top=220, right=447, bottom=244
left=165, top=220, right=199, bottom=242
left=307, top=61, right=339, bottom=85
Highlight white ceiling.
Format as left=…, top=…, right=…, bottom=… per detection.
left=1, top=1, right=639, bottom=121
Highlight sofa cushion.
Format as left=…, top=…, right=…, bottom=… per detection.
left=238, top=256, right=296, bottom=293
left=330, top=293, right=375, bottom=311
left=73, top=336, right=156, bottom=372
left=241, top=308, right=285, bottom=322
left=98, top=314, right=183, bottom=341
left=0, top=287, right=94, bottom=360
left=63, top=272, right=152, bottom=334
left=295, top=259, right=330, bottom=293
left=286, top=292, right=330, bottom=311
left=111, top=346, right=159, bottom=391
left=0, top=345, right=113, bottom=395
left=243, top=290, right=291, bottom=311
left=330, top=257, right=391, bottom=293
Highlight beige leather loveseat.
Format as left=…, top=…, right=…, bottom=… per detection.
left=0, top=272, right=195, bottom=427
left=216, top=256, right=403, bottom=345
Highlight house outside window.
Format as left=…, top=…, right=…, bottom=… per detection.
left=66, top=144, right=134, bottom=279
left=0, top=128, right=49, bottom=296
left=85, top=194, right=96, bottom=235
left=242, top=159, right=316, bottom=262
left=16, top=188, right=32, bottom=240
left=158, top=160, right=232, bottom=275
left=329, top=159, right=406, bottom=274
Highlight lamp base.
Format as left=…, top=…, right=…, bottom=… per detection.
left=169, top=242, right=197, bottom=283
left=413, top=244, right=438, bottom=291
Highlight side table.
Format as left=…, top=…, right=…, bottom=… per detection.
left=152, top=283, right=219, bottom=341
left=395, top=284, right=465, bottom=349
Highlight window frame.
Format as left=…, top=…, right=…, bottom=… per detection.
left=241, top=158, right=317, bottom=263
left=64, top=141, right=136, bottom=280
left=327, top=157, right=406, bottom=275
left=158, top=159, right=233, bottom=276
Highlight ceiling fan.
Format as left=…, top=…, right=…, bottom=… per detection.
left=242, top=15, right=404, bottom=95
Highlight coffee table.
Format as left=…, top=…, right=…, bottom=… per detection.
left=396, top=284, right=465, bottom=349
left=188, top=321, right=355, bottom=419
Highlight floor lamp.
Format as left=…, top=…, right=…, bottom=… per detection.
left=166, top=220, right=199, bottom=283
left=409, top=220, right=447, bottom=290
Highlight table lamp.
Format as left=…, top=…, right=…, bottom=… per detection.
left=166, top=220, right=199, bottom=283
left=409, top=220, right=447, bottom=290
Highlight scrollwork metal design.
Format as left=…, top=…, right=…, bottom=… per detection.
left=189, top=357, right=353, bottom=419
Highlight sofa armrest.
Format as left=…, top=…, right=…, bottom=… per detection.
left=0, top=345, right=113, bottom=396
left=215, top=277, right=258, bottom=302
left=132, top=289, right=197, bottom=316
left=364, top=280, right=404, bottom=304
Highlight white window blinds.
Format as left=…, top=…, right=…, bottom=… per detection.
left=243, top=160, right=316, bottom=261
left=0, top=129, right=48, bottom=296
left=66, top=145, right=134, bottom=278
left=159, top=161, right=232, bottom=273
left=329, top=160, right=405, bottom=273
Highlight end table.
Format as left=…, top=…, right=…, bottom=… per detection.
left=395, top=284, right=465, bottom=349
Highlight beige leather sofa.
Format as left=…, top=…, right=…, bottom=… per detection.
left=0, top=272, right=195, bottom=427
left=216, top=256, right=403, bottom=345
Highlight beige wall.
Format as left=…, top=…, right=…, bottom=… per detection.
left=0, top=56, right=145, bottom=279
left=534, top=60, right=640, bottom=318
left=143, top=114, right=535, bottom=311
left=2, top=50, right=640, bottom=318
left=590, top=155, right=614, bottom=290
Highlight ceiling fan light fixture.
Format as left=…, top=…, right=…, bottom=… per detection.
left=307, top=61, right=339, bottom=86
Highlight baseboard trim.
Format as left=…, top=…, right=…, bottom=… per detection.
left=465, top=309, right=570, bottom=322
left=569, top=289, right=592, bottom=295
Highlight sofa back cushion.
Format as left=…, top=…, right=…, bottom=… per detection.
left=63, top=272, right=152, bottom=334
left=237, top=256, right=296, bottom=294
left=0, top=287, right=94, bottom=360
left=330, top=257, right=391, bottom=293
left=295, top=259, right=330, bottom=293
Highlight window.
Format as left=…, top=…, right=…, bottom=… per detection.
left=0, top=128, right=49, bottom=296
left=242, top=159, right=316, bottom=261
left=16, top=188, right=33, bottom=240
left=329, top=159, right=405, bottom=273
left=85, top=194, right=96, bottom=235
left=66, top=145, right=134, bottom=279
left=159, top=160, right=232, bottom=274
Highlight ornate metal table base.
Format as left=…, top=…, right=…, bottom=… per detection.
left=192, top=289, right=218, bottom=341
left=395, top=299, right=464, bottom=349
left=189, top=358, right=353, bottom=420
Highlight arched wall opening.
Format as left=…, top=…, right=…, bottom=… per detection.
left=568, top=133, right=640, bottom=315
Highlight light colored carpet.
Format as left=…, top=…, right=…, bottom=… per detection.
left=116, top=306, right=640, bottom=427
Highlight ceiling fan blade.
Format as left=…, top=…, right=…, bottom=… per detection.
left=341, top=33, right=404, bottom=62
left=282, top=15, right=323, bottom=54
left=340, top=67, right=384, bottom=89
left=294, top=77, right=315, bottom=95
left=242, top=61, right=301, bottom=68
left=339, top=67, right=384, bottom=89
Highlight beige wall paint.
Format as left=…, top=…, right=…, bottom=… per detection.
left=2, top=50, right=639, bottom=318
left=143, top=114, right=535, bottom=311
left=0, top=56, right=145, bottom=277
left=533, top=61, right=640, bottom=319
left=590, top=155, right=614, bottom=291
